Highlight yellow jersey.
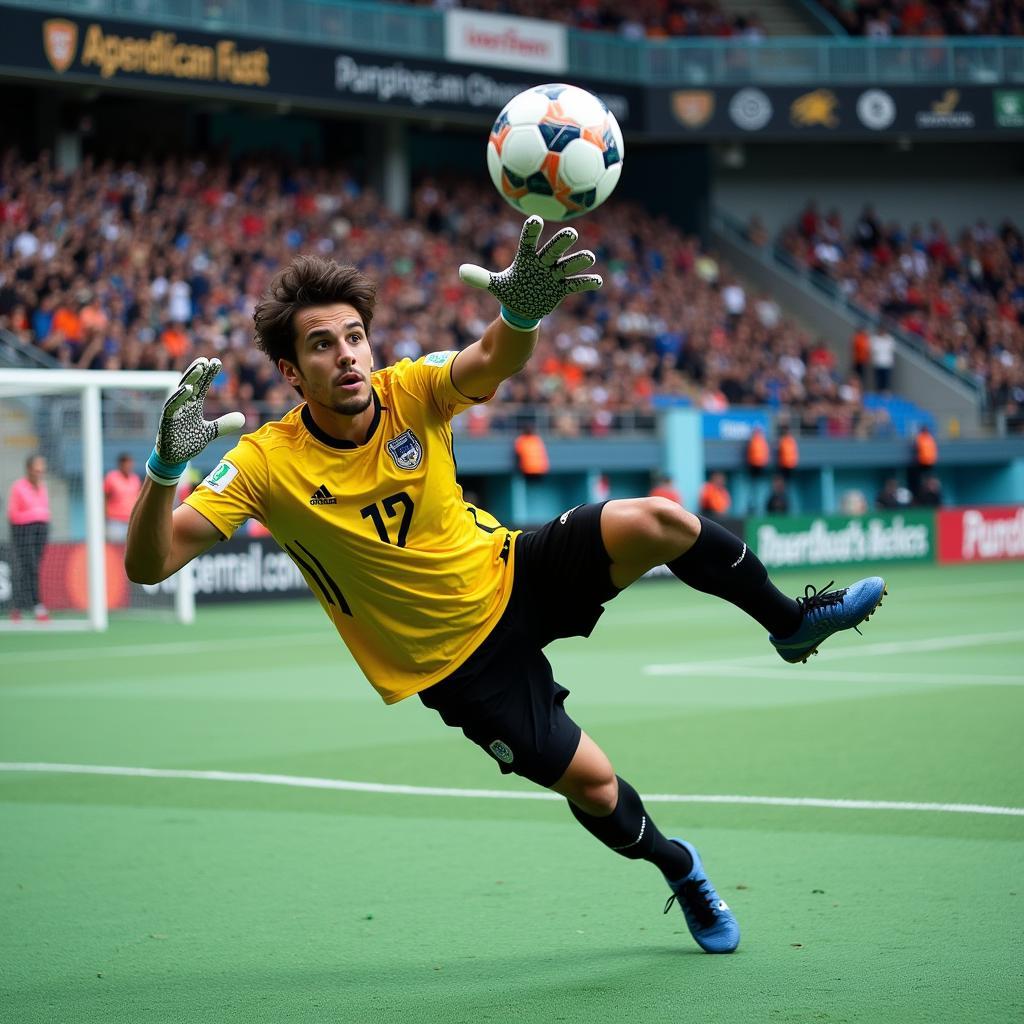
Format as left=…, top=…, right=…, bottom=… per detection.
left=185, top=353, right=517, bottom=703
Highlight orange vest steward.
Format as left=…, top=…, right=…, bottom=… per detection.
left=699, top=482, right=731, bottom=515
left=778, top=434, right=799, bottom=470
left=650, top=483, right=683, bottom=505
left=915, top=431, right=938, bottom=466
left=746, top=431, right=769, bottom=469
left=515, top=433, right=550, bottom=476
left=852, top=329, right=870, bottom=365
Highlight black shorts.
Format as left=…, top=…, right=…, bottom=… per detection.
left=419, top=502, right=620, bottom=788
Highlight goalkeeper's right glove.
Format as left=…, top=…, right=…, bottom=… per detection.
left=146, top=357, right=246, bottom=486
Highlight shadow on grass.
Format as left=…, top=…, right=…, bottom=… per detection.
left=7, top=944, right=740, bottom=1024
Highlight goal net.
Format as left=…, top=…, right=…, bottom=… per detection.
left=0, top=369, right=193, bottom=631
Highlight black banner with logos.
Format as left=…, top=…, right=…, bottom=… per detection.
left=1, top=7, right=1021, bottom=143
left=650, top=84, right=1024, bottom=139
left=138, top=535, right=314, bottom=605
left=0, top=6, right=643, bottom=130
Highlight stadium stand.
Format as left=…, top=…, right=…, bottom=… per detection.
left=394, top=0, right=765, bottom=38
left=776, top=203, right=1024, bottom=425
left=0, top=149, right=919, bottom=438
left=814, top=0, right=1024, bottom=36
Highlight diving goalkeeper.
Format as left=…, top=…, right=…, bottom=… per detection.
left=125, top=217, right=886, bottom=954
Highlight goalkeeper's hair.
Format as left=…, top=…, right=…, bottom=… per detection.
left=253, top=255, right=377, bottom=367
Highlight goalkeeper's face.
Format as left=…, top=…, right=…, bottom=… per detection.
left=284, top=303, right=374, bottom=417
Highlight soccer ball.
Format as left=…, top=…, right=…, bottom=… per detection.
left=487, top=83, right=624, bottom=222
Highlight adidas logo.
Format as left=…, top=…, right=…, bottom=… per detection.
left=309, top=484, right=337, bottom=506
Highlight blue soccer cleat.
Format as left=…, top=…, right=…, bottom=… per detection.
left=662, top=839, right=740, bottom=954
left=770, top=576, right=887, bottom=664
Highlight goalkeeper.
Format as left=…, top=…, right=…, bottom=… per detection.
left=126, top=217, right=886, bottom=955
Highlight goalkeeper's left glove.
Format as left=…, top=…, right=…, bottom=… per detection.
left=146, top=357, right=246, bottom=486
left=458, top=215, right=603, bottom=331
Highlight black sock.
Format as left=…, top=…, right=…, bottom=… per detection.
left=568, top=776, right=694, bottom=881
left=667, top=515, right=801, bottom=637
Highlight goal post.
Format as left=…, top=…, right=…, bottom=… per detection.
left=0, top=369, right=194, bottom=632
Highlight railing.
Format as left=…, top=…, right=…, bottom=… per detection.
left=9, top=0, right=1024, bottom=86
left=0, top=328, right=61, bottom=371
left=46, top=392, right=660, bottom=437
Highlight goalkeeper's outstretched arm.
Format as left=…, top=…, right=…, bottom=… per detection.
left=453, top=216, right=601, bottom=400
left=125, top=483, right=221, bottom=585
left=125, top=357, right=244, bottom=585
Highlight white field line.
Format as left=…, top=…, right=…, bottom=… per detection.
left=0, top=631, right=332, bottom=665
left=5, top=625, right=1019, bottom=670
left=642, top=665, right=1024, bottom=686
left=918, top=580, right=1024, bottom=596
left=644, top=629, right=1024, bottom=676
left=0, top=762, right=1021, bottom=818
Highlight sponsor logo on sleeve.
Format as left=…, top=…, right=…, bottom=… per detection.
left=856, top=89, right=896, bottom=130
left=424, top=350, right=456, bottom=367
left=201, top=461, right=238, bottom=493
left=728, top=88, right=772, bottom=131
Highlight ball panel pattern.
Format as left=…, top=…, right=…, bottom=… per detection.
left=486, top=83, right=624, bottom=221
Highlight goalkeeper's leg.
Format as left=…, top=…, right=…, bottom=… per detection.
left=551, top=732, right=740, bottom=954
left=601, top=498, right=802, bottom=635
left=600, top=498, right=885, bottom=662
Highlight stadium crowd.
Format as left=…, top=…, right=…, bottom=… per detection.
left=818, top=0, right=1024, bottom=36
left=400, top=0, right=764, bottom=39
left=776, top=203, right=1024, bottom=422
left=1, top=149, right=896, bottom=438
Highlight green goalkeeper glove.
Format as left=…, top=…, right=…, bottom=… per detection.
left=146, top=357, right=246, bottom=486
left=459, top=215, right=602, bottom=331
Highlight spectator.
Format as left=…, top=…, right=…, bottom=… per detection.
left=765, top=474, right=791, bottom=515
left=402, top=0, right=763, bottom=38
left=869, top=326, right=896, bottom=392
left=877, top=477, right=912, bottom=509
left=851, top=326, right=871, bottom=387
left=745, top=426, right=769, bottom=477
left=699, top=471, right=731, bottom=516
left=0, top=149, right=895, bottom=437
left=910, top=424, right=938, bottom=495
left=840, top=489, right=869, bottom=515
left=776, top=422, right=799, bottom=479
left=914, top=473, right=944, bottom=507
left=104, top=453, right=141, bottom=544
left=780, top=206, right=1024, bottom=420
left=745, top=425, right=769, bottom=512
left=819, top=0, right=1024, bottom=36
left=514, top=424, right=550, bottom=480
left=648, top=473, right=683, bottom=505
left=7, top=454, right=50, bottom=622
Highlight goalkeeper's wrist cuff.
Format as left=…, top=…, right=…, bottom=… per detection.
left=146, top=448, right=188, bottom=487
left=500, top=305, right=542, bottom=332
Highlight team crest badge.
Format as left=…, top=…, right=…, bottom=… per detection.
left=43, top=19, right=78, bottom=74
left=386, top=429, right=423, bottom=470
left=489, top=740, right=514, bottom=764
left=672, top=90, right=714, bottom=129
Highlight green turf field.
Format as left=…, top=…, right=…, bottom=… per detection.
left=1, top=560, right=1022, bottom=1024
